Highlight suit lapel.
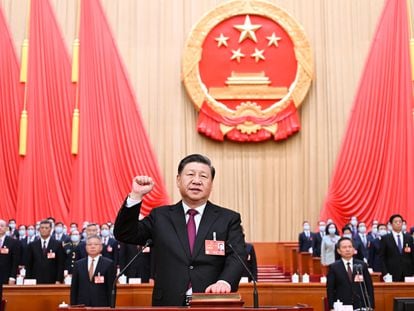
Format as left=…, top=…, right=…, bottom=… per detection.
left=192, top=202, right=220, bottom=258
left=169, top=202, right=191, bottom=258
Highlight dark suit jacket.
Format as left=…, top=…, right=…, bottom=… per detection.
left=70, top=256, right=116, bottom=307
left=312, top=232, right=324, bottom=257
left=379, top=233, right=414, bottom=281
left=368, top=237, right=383, bottom=272
left=101, top=237, right=119, bottom=264
left=0, top=236, right=21, bottom=284
left=118, top=242, right=151, bottom=282
left=114, top=200, right=246, bottom=306
left=26, top=238, right=65, bottom=283
left=242, top=243, right=257, bottom=282
left=327, top=259, right=374, bottom=309
left=354, top=234, right=369, bottom=260
left=298, top=232, right=314, bottom=253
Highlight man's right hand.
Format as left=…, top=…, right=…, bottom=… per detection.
left=129, top=176, right=155, bottom=201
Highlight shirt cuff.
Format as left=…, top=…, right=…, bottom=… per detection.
left=126, top=195, right=141, bottom=207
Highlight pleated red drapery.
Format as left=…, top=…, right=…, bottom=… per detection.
left=69, top=0, right=170, bottom=224
left=0, top=6, right=23, bottom=221
left=15, top=0, right=75, bottom=223
left=321, top=0, right=414, bottom=228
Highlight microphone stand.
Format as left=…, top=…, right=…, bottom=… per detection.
left=358, top=264, right=372, bottom=311
left=228, top=243, right=259, bottom=308
left=355, top=264, right=368, bottom=311
left=110, top=239, right=152, bottom=308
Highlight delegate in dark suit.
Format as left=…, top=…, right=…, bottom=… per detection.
left=327, top=238, right=374, bottom=310
left=70, top=255, right=116, bottom=306
left=0, top=235, right=21, bottom=284
left=114, top=154, right=246, bottom=306
left=298, top=231, right=314, bottom=253
left=119, top=242, right=152, bottom=282
left=379, top=232, right=414, bottom=281
left=26, top=221, right=65, bottom=284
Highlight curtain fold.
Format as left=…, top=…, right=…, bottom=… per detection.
left=15, top=0, right=75, bottom=223
left=321, top=0, right=414, bottom=227
left=0, top=5, right=22, bottom=221
left=69, top=0, right=169, bottom=224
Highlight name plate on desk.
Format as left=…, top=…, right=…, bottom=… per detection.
left=404, top=276, right=414, bottom=283
left=23, top=279, right=37, bottom=285
left=190, top=292, right=244, bottom=307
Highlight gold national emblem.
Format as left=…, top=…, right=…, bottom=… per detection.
left=182, top=0, right=313, bottom=142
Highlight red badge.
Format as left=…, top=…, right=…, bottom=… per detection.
left=47, top=252, right=56, bottom=259
left=205, top=240, right=225, bottom=256
left=94, top=274, right=105, bottom=284
left=0, top=247, right=9, bottom=255
left=182, top=0, right=313, bottom=142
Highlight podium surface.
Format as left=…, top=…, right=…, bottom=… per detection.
left=61, top=307, right=313, bottom=311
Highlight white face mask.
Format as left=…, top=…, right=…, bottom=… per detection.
left=358, top=226, right=366, bottom=233
left=303, top=224, right=310, bottom=231
left=101, top=229, right=110, bottom=237
left=328, top=227, right=336, bottom=235
left=379, top=229, right=387, bottom=236
left=371, top=226, right=378, bottom=234
left=402, top=225, right=407, bottom=231
left=319, top=226, right=326, bottom=232
left=343, top=233, right=352, bottom=239
left=19, top=229, right=26, bottom=237
left=9, top=223, right=16, bottom=230
left=351, top=220, right=357, bottom=226
left=55, top=226, right=63, bottom=234
left=27, top=229, right=35, bottom=237
left=71, top=235, right=80, bottom=243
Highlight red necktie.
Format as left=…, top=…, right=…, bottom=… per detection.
left=187, top=209, right=198, bottom=254
left=347, top=262, right=353, bottom=282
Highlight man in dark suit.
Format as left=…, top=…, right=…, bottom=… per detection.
left=368, top=223, right=387, bottom=272
left=379, top=214, right=414, bottom=281
left=327, top=237, right=374, bottom=310
left=100, top=223, right=119, bottom=265
left=298, top=221, right=314, bottom=253
left=118, top=242, right=152, bottom=283
left=114, top=154, right=246, bottom=306
left=70, top=235, right=116, bottom=307
left=353, top=222, right=369, bottom=262
left=312, top=220, right=325, bottom=257
left=0, top=219, right=21, bottom=284
left=26, top=220, right=65, bottom=284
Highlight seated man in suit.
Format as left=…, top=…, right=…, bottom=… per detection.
left=70, top=235, right=116, bottom=307
left=114, top=154, right=246, bottom=306
left=327, top=237, right=374, bottom=310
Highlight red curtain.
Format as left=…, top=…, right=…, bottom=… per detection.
left=15, top=0, right=75, bottom=223
left=321, top=0, right=414, bottom=228
left=0, top=6, right=23, bottom=221
left=69, top=0, right=170, bottom=224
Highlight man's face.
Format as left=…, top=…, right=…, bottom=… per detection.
left=391, top=217, right=403, bottom=232
left=176, top=162, right=213, bottom=207
left=337, top=239, right=355, bottom=260
left=86, top=237, right=103, bottom=257
left=86, top=225, right=98, bottom=237
left=39, top=223, right=52, bottom=239
left=0, top=221, right=7, bottom=236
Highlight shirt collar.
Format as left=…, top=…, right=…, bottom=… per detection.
left=41, top=236, right=51, bottom=244
left=341, top=258, right=353, bottom=267
left=182, top=201, right=206, bottom=216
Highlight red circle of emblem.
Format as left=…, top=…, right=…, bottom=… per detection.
left=182, top=0, right=314, bottom=142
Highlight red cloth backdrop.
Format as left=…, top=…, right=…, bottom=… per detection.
left=0, top=6, right=23, bottom=221
left=321, top=0, right=414, bottom=228
left=15, top=0, right=75, bottom=224
left=69, top=0, right=170, bottom=224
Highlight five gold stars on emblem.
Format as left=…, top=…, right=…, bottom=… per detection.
left=213, top=15, right=283, bottom=63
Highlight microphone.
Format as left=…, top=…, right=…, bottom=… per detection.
left=353, top=263, right=371, bottom=310
left=110, top=239, right=152, bottom=308
left=227, top=243, right=259, bottom=308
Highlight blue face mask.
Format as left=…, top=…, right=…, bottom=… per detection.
left=101, top=229, right=110, bottom=237
left=328, top=228, right=336, bottom=235
left=27, top=229, right=35, bottom=237
left=19, top=229, right=26, bottom=237
left=71, top=235, right=80, bottom=243
left=55, top=226, right=63, bottom=234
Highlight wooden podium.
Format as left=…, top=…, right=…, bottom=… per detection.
left=60, top=307, right=313, bottom=311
